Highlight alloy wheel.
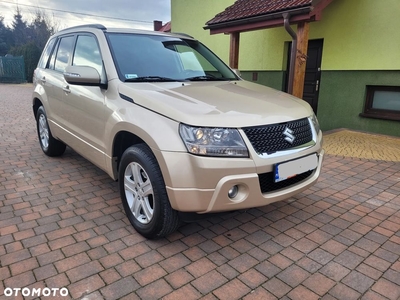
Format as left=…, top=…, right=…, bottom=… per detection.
left=124, top=162, right=154, bottom=224
left=38, top=114, right=49, bottom=150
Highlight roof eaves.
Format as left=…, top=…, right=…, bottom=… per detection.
left=206, top=2, right=312, bottom=26
left=204, top=6, right=312, bottom=31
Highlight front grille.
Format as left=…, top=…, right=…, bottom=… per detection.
left=258, top=170, right=313, bottom=193
left=243, top=118, right=312, bottom=155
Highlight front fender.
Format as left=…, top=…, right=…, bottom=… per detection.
left=104, top=102, right=187, bottom=180
left=107, top=105, right=186, bottom=154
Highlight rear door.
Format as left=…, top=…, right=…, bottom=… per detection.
left=40, top=35, right=75, bottom=137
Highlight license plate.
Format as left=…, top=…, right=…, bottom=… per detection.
left=274, top=154, right=318, bottom=183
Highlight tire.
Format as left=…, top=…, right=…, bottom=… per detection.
left=119, top=144, right=180, bottom=239
left=36, top=106, right=66, bottom=157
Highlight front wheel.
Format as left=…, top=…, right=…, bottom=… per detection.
left=36, top=106, right=66, bottom=157
left=118, top=144, right=180, bottom=239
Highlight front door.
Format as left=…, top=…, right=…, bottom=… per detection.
left=286, top=39, right=323, bottom=113
left=63, top=34, right=107, bottom=170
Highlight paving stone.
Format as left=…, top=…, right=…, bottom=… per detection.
left=164, top=284, right=202, bottom=300
left=268, top=253, right=293, bottom=269
left=328, top=283, right=361, bottom=300
left=308, top=248, right=335, bottom=265
left=191, top=269, right=228, bottom=295
left=213, top=278, right=251, bottom=300
left=238, top=268, right=268, bottom=289
left=334, top=250, right=364, bottom=269
left=303, top=273, right=335, bottom=296
left=287, top=285, right=320, bottom=300
left=320, top=261, right=350, bottom=281
left=69, top=274, right=106, bottom=299
left=100, top=276, right=138, bottom=300
left=276, top=265, right=310, bottom=288
left=242, top=287, right=278, bottom=300
left=297, top=257, right=322, bottom=273
left=342, top=270, right=375, bottom=294
left=185, top=257, right=216, bottom=277
left=1, top=85, right=400, bottom=299
left=165, top=269, right=194, bottom=289
left=371, top=278, right=400, bottom=300
left=263, top=277, right=291, bottom=299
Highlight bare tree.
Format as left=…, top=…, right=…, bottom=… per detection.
left=28, top=9, right=58, bottom=49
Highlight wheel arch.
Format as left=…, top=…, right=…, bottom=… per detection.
left=108, top=116, right=185, bottom=182
left=32, top=97, right=43, bottom=120
left=110, top=130, right=166, bottom=182
left=112, top=130, right=144, bottom=176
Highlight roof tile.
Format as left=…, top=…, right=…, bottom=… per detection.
left=158, top=22, right=171, bottom=32
left=207, top=0, right=313, bottom=25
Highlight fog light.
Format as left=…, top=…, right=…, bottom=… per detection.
left=228, top=185, right=239, bottom=199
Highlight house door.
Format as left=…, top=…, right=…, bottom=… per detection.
left=286, top=39, right=323, bottom=113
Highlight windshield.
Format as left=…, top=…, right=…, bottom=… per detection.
left=106, top=33, right=238, bottom=82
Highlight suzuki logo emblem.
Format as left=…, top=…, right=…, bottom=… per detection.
left=283, top=127, right=295, bottom=144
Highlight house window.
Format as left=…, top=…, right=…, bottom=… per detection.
left=360, top=86, right=400, bottom=121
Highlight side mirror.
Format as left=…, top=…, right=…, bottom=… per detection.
left=64, top=66, right=101, bottom=86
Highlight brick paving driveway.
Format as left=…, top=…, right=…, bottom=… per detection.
left=1, top=83, right=400, bottom=300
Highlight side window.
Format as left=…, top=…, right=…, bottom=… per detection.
left=48, top=39, right=60, bottom=70
left=54, top=36, right=75, bottom=72
left=38, top=38, right=56, bottom=69
left=73, top=35, right=103, bottom=75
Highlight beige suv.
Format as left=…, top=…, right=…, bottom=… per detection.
left=33, top=24, right=324, bottom=239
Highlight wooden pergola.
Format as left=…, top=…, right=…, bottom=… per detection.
left=204, top=0, right=334, bottom=99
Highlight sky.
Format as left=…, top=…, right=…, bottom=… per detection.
left=0, top=0, right=171, bottom=30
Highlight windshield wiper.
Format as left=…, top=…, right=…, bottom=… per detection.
left=125, top=76, right=178, bottom=82
left=184, top=75, right=229, bottom=81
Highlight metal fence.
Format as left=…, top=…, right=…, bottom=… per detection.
left=0, top=56, right=26, bottom=83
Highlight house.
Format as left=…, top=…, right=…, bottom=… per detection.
left=153, top=20, right=171, bottom=32
left=171, top=0, right=400, bottom=137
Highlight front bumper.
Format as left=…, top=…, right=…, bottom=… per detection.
left=155, top=143, right=324, bottom=213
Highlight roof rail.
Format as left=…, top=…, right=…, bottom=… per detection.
left=171, top=32, right=194, bottom=39
left=60, top=24, right=107, bottom=32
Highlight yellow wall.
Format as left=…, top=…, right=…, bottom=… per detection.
left=310, top=0, right=400, bottom=70
left=171, top=0, right=400, bottom=71
left=171, top=0, right=234, bottom=63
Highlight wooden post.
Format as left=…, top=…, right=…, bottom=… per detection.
left=229, top=32, right=240, bottom=69
left=293, top=21, right=309, bottom=99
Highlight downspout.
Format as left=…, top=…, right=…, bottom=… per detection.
left=283, top=13, right=297, bottom=95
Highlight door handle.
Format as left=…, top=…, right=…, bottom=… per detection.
left=63, top=85, right=71, bottom=94
left=315, top=80, right=319, bottom=92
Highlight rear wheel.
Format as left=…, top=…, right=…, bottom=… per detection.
left=36, top=106, right=66, bottom=157
left=119, top=144, right=180, bottom=239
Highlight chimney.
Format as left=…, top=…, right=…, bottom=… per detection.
left=153, top=20, right=163, bottom=31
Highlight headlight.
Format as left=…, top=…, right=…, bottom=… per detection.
left=179, top=124, right=249, bottom=157
left=310, top=113, right=320, bottom=134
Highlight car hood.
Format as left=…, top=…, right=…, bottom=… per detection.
left=118, top=80, right=312, bottom=128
